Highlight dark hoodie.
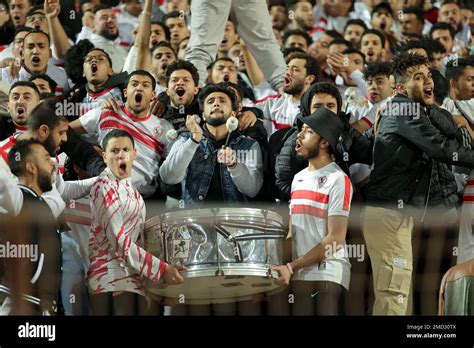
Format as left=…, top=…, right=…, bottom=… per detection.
left=274, top=84, right=373, bottom=202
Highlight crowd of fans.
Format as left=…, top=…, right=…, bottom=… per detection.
left=0, top=0, right=473, bottom=316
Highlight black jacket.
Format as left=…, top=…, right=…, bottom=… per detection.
left=1, top=186, right=62, bottom=315
left=60, top=127, right=106, bottom=177
left=274, top=84, right=373, bottom=202
left=365, top=93, right=474, bottom=211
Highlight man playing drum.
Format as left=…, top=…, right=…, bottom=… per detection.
left=87, top=129, right=185, bottom=315
left=273, top=107, right=353, bottom=315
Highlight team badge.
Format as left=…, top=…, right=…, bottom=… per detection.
left=153, top=126, right=163, bottom=137
left=318, top=176, right=327, bottom=188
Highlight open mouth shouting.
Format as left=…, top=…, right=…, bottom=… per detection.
left=91, top=63, right=98, bottom=75
left=366, top=50, right=375, bottom=59
left=31, top=56, right=41, bottom=66
left=118, top=161, right=128, bottom=176
left=134, top=93, right=143, bottom=104
left=223, top=74, right=230, bottom=82
left=423, top=87, right=434, bottom=100
left=284, top=75, right=292, bottom=86
left=16, top=105, right=26, bottom=120
left=13, top=15, right=21, bottom=24
left=175, top=86, right=186, bottom=98
left=295, top=139, right=302, bottom=152
left=160, top=62, right=168, bottom=72
left=380, top=21, right=387, bottom=30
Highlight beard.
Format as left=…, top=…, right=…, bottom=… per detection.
left=296, top=17, right=313, bottom=31
left=43, top=134, right=59, bottom=157
left=38, top=167, right=53, bottom=193
left=283, top=79, right=305, bottom=95
left=296, top=140, right=321, bottom=161
left=206, top=114, right=227, bottom=127
left=99, top=29, right=119, bottom=41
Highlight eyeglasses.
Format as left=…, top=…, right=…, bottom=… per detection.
left=84, top=55, right=108, bottom=63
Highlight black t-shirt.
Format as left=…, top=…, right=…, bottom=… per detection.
left=205, top=136, right=227, bottom=202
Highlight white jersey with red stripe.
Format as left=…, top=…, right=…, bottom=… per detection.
left=87, top=168, right=166, bottom=295
left=290, top=162, right=353, bottom=289
left=78, top=87, right=124, bottom=116
left=347, top=98, right=388, bottom=129
left=0, top=63, right=70, bottom=97
left=0, top=133, right=66, bottom=174
left=64, top=197, right=92, bottom=270
left=0, top=133, right=21, bottom=163
left=79, top=105, right=173, bottom=197
left=252, top=93, right=300, bottom=136
left=457, top=171, right=474, bottom=264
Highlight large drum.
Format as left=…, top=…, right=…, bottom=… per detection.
left=144, top=208, right=287, bottom=304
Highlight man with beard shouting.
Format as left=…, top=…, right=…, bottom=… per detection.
left=71, top=70, right=174, bottom=198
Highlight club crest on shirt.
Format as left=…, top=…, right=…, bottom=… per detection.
left=318, top=176, right=327, bottom=188
left=153, top=126, right=163, bottom=137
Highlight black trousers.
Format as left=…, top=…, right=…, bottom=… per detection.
left=290, top=280, right=345, bottom=315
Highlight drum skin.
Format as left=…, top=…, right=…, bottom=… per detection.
left=144, top=208, right=287, bottom=304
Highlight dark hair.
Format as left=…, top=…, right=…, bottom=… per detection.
left=300, top=82, right=342, bottom=116
left=207, top=56, right=234, bottom=71
left=150, top=41, right=176, bottom=58
left=151, top=21, right=170, bottom=42
left=39, top=92, right=56, bottom=100
left=220, top=81, right=244, bottom=103
left=282, top=29, right=313, bottom=47
left=392, top=52, right=429, bottom=83
left=93, top=4, right=112, bottom=14
left=371, top=2, right=394, bottom=17
left=64, top=39, right=95, bottom=85
left=325, top=29, right=344, bottom=41
left=398, top=39, right=430, bottom=59
left=8, top=139, right=45, bottom=177
left=163, top=10, right=187, bottom=25
left=342, top=47, right=365, bottom=64
left=9, top=81, right=40, bottom=97
left=431, top=68, right=449, bottom=105
left=423, top=37, right=446, bottom=55
left=362, top=29, right=385, bottom=47
left=198, top=82, right=239, bottom=113
left=430, top=22, right=456, bottom=40
left=23, top=29, right=50, bottom=46
left=440, top=0, right=460, bottom=10
left=165, top=60, right=199, bottom=87
left=102, top=129, right=135, bottom=151
left=28, top=97, right=68, bottom=132
left=445, top=56, right=474, bottom=82
left=402, top=6, right=425, bottom=24
left=344, top=19, right=368, bottom=32
left=363, top=61, right=393, bottom=80
left=282, top=46, right=306, bottom=58
left=329, top=38, right=352, bottom=49
left=124, top=70, right=157, bottom=91
left=285, top=52, right=319, bottom=82
left=14, top=25, right=33, bottom=37
left=85, top=47, right=113, bottom=68
left=29, top=73, right=57, bottom=93
left=26, top=5, right=44, bottom=18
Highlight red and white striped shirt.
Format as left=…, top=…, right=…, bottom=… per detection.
left=79, top=86, right=124, bottom=116
left=253, top=93, right=300, bottom=136
left=290, top=162, right=353, bottom=289
left=87, top=168, right=167, bottom=295
left=80, top=105, right=173, bottom=197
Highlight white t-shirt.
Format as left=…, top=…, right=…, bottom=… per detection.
left=290, top=162, right=353, bottom=289
left=252, top=93, right=300, bottom=136
left=79, top=105, right=173, bottom=197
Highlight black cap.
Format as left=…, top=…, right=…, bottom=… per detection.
left=297, top=108, right=344, bottom=153
left=371, top=2, right=394, bottom=18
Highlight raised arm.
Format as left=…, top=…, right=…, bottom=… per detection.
left=134, top=0, right=153, bottom=72
left=45, top=0, right=71, bottom=60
